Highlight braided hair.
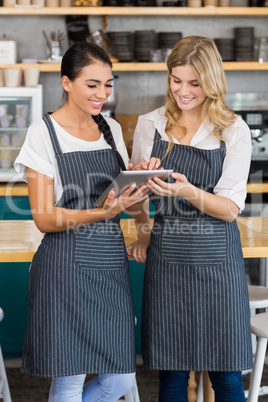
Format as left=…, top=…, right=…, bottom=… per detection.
left=93, top=113, right=126, bottom=171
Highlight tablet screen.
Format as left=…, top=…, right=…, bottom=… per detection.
left=94, top=169, right=173, bottom=207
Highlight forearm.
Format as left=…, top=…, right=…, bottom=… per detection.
left=28, top=168, right=149, bottom=233
left=125, top=199, right=151, bottom=264
left=32, top=206, right=110, bottom=233
left=184, top=184, right=239, bottom=222
left=125, top=199, right=151, bottom=240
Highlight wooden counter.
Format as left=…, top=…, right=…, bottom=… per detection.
left=0, top=184, right=28, bottom=197
left=0, top=217, right=268, bottom=263
left=0, top=217, right=267, bottom=402
left=1, top=181, right=268, bottom=198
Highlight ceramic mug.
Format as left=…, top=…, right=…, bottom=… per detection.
left=23, top=68, right=40, bottom=87
left=0, top=69, right=4, bottom=87
left=3, top=69, right=22, bottom=87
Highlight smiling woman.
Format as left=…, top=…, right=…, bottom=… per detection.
left=13, top=41, right=150, bottom=402
left=130, top=35, right=252, bottom=402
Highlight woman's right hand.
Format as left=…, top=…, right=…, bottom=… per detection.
left=128, top=157, right=162, bottom=171
left=102, top=184, right=149, bottom=217
left=127, top=238, right=150, bottom=264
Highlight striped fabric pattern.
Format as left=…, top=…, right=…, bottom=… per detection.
left=162, top=217, right=226, bottom=265
left=21, top=114, right=136, bottom=377
left=141, top=130, right=253, bottom=372
left=75, top=223, right=125, bottom=270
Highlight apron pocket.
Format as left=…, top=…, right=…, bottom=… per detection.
left=75, top=223, right=125, bottom=270
left=162, top=217, right=226, bottom=266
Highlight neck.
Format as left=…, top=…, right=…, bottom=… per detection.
left=52, top=104, right=96, bottom=130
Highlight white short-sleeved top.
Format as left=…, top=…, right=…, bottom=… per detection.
left=131, top=106, right=252, bottom=212
left=14, top=115, right=130, bottom=205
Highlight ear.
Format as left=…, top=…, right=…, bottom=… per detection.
left=62, top=75, right=71, bottom=93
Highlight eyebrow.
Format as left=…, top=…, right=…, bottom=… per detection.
left=85, top=78, right=113, bottom=83
left=171, top=74, right=199, bottom=83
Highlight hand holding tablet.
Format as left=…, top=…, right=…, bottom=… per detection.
left=94, top=169, right=173, bottom=207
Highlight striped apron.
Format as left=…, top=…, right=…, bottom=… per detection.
left=141, top=130, right=253, bottom=371
left=22, top=114, right=136, bottom=377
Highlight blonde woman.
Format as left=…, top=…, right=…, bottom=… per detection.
left=130, top=36, right=252, bottom=401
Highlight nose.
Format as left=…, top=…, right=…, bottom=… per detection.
left=179, top=82, right=191, bottom=95
left=96, top=85, right=109, bottom=100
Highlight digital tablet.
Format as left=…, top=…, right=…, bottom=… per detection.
left=94, top=169, right=173, bottom=207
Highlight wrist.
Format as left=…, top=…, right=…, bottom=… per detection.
left=137, top=224, right=152, bottom=240
left=95, top=206, right=115, bottom=220
left=183, top=183, right=199, bottom=201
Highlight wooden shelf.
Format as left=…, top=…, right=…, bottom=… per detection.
left=0, top=6, right=268, bottom=16
left=1, top=62, right=268, bottom=72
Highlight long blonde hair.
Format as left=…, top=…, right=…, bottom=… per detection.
left=164, top=35, right=236, bottom=155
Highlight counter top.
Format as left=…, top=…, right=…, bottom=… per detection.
left=1, top=181, right=268, bottom=197
left=0, top=184, right=28, bottom=197
left=0, top=217, right=268, bottom=263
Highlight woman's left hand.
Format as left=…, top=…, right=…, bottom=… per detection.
left=147, top=172, right=194, bottom=198
left=127, top=239, right=150, bottom=264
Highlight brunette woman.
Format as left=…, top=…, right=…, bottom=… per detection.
left=15, top=41, right=149, bottom=401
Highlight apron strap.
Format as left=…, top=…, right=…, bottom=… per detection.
left=150, top=129, right=167, bottom=161
left=43, top=113, right=63, bottom=156
left=220, top=139, right=226, bottom=151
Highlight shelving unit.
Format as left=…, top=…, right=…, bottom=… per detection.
left=1, top=61, right=268, bottom=71
left=0, top=6, right=268, bottom=16
left=0, top=6, right=267, bottom=71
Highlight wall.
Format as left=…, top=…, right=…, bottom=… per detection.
left=0, top=14, right=268, bottom=115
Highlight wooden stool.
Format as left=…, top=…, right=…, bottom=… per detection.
left=196, top=285, right=268, bottom=402
left=248, top=284, right=268, bottom=311
left=247, top=312, right=268, bottom=402
left=0, top=308, right=12, bottom=402
left=248, top=285, right=268, bottom=357
left=122, top=377, right=140, bottom=402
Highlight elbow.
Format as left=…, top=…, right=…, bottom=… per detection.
left=225, top=215, right=237, bottom=223
left=223, top=202, right=239, bottom=223
left=34, top=221, right=50, bottom=234
left=32, top=215, right=55, bottom=233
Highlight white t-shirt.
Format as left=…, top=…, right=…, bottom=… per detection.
left=14, top=115, right=130, bottom=205
left=131, top=106, right=252, bottom=212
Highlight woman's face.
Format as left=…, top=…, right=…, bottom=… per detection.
left=170, top=64, right=207, bottom=114
left=64, top=61, right=113, bottom=116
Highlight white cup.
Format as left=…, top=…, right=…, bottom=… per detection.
left=32, top=0, right=45, bottom=5
left=0, top=70, right=4, bottom=87
left=46, top=0, right=59, bottom=5
left=0, top=105, right=9, bottom=116
left=23, top=69, right=40, bottom=87
left=17, top=0, right=31, bottom=4
left=0, top=115, right=13, bottom=128
left=60, top=0, right=73, bottom=5
left=3, top=69, right=22, bottom=87
left=3, top=0, right=16, bottom=6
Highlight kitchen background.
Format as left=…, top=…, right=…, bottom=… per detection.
left=0, top=4, right=268, bottom=366
left=0, top=11, right=268, bottom=115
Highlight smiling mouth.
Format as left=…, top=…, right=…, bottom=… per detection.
left=89, top=100, right=103, bottom=108
left=180, top=96, right=195, bottom=102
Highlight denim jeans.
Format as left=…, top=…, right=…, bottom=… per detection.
left=49, top=372, right=136, bottom=402
left=158, top=370, right=246, bottom=402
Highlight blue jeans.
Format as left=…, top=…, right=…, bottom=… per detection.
left=158, top=370, right=246, bottom=402
left=49, top=372, right=136, bottom=402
